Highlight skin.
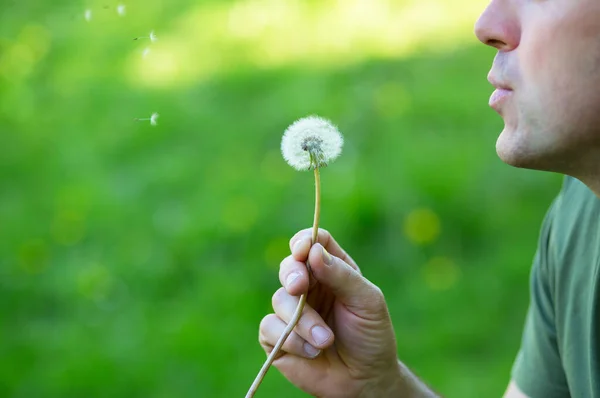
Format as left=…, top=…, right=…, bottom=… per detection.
left=476, top=0, right=600, bottom=194
left=259, top=229, right=434, bottom=397
left=259, top=0, right=600, bottom=396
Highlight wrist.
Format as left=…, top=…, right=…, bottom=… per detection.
left=356, top=360, right=406, bottom=398
left=357, top=359, right=437, bottom=398
left=397, top=360, right=438, bottom=398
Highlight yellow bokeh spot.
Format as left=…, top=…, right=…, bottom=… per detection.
left=221, top=197, right=259, bottom=233
left=18, top=239, right=49, bottom=274
left=422, top=256, right=461, bottom=291
left=264, top=237, right=290, bottom=269
left=0, top=42, right=34, bottom=81
left=0, top=24, right=50, bottom=81
left=19, top=24, right=51, bottom=61
left=403, top=208, right=441, bottom=245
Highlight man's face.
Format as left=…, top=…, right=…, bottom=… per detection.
left=475, top=0, right=600, bottom=174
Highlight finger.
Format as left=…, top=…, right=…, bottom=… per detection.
left=272, top=287, right=334, bottom=349
left=289, top=228, right=360, bottom=273
left=259, top=314, right=322, bottom=359
left=308, top=243, right=386, bottom=319
left=279, top=255, right=310, bottom=296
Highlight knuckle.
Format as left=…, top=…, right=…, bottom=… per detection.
left=369, top=284, right=387, bottom=308
left=258, top=331, right=267, bottom=345
left=371, top=283, right=384, bottom=297
left=318, top=228, right=331, bottom=240
left=318, top=228, right=334, bottom=248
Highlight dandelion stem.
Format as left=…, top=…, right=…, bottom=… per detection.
left=245, top=166, right=321, bottom=398
left=312, top=167, right=321, bottom=249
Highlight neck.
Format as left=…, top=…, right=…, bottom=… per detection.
left=571, top=172, right=600, bottom=198
left=548, top=147, right=600, bottom=199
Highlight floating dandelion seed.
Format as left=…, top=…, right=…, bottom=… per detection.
left=281, top=115, right=344, bottom=171
left=134, top=112, right=159, bottom=126
left=247, top=115, right=344, bottom=398
left=84, top=9, right=92, bottom=22
left=142, top=47, right=150, bottom=58
left=134, top=30, right=157, bottom=42
left=117, top=4, right=126, bottom=16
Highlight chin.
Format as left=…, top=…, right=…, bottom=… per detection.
left=495, top=127, right=578, bottom=174
left=496, top=145, right=531, bottom=169
left=495, top=126, right=549, bottom=170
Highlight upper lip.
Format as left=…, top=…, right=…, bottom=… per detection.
left=487, top=74, right=512, bottom=90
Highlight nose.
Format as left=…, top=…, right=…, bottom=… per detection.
left=474, top=0, right=520, bottom=51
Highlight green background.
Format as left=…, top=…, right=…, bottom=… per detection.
left=0, top=0, right=563, bottom=396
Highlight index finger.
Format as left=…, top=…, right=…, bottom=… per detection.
left=289, top=228, right=360, bottom=273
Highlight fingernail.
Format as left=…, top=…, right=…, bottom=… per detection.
left=286, top=272, right=300, bottom=288
left=322, top=247, right=333, bottom=266
left=303, top=342, right=321, bottom=358
left=311, top=325, right=331, bottom=346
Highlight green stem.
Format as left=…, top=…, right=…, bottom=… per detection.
left=245, top=167, right=321, bottom=398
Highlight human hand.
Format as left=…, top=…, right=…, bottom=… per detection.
left=258, top=228, right=409, bottom=397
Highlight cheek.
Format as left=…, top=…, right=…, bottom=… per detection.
left=518, top=8, right=600, bottom=132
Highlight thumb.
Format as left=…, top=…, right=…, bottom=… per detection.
left=308, top=243, right=387, bottom=319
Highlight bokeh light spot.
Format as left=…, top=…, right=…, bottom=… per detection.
left=0, top=24, right=50, bottom=81
left=403, top=207, right=441, bottom=245
left=422, top=256, right=461, bottom=291
left=0, top=43, right=34, bottom=81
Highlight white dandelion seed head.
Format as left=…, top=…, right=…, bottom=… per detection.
left=150, top=112, right=159, bottom=126
left=84, top=9, right=92, bottom=22
left=117, top=4, right=126, bottom=16
left=149, top=30, right=157, bottom=42
left=281, top=115, right=343, bottom=171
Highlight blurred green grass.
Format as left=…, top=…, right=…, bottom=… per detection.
left=0, top=1, right=563, bottom=397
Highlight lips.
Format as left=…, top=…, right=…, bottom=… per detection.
left=489, top=88, right=512, bottom=112
left=487, top=75, right=513, bottom=114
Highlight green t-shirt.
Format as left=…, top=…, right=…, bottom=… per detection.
left=511, top=176, right=600, bottom=397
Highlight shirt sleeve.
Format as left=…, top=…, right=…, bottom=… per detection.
left=510, top=194, right=569, bottom=398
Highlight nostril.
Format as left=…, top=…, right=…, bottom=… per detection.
left=487, top=39, right=507, bottom=49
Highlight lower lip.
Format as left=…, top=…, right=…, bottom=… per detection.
left=489, top=88, right=512, bottom=111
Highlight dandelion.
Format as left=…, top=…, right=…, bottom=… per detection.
left=84, top=9, right=92, bottom=22
left=134, top=112, right=159, bottom=126
left=246, top=115, right=344, bottom=398
left=133, top=30, right=157, bottom=42
left=281, top=115, right=344, bottom=171
left=117, top=4, right=126, bottom=16
left=142, top=47, right=150, bottom=58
